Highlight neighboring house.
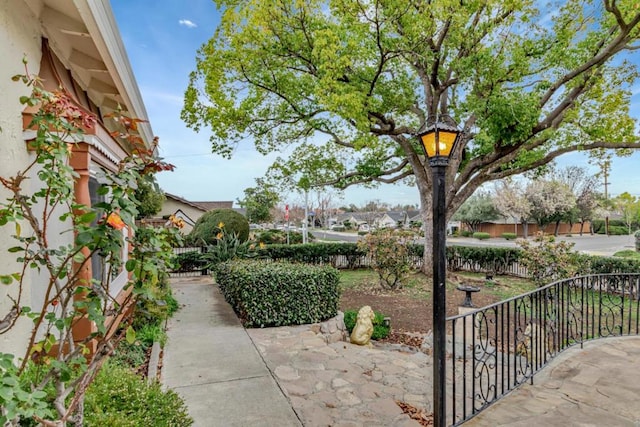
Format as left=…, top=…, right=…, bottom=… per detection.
left=469, top=219, right=588, bottom=237
left=0, top=1, right=154, bottom=355
left=375, top=211, right=409, bottom=229
left=158, top=193, right=234, bottom=233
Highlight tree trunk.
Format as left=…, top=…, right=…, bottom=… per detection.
left=580, top=220, right=584, bottom=236
left=554, top=220, right=560, bottom=236
left=420, top=189, right=434, bottom=276
left=522, top=221, right=529, bottom=238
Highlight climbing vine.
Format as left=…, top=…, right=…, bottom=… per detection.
left=0, top=62, right=178, bottom=426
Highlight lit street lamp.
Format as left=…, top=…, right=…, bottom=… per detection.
left=418, top=117, right=461, bottom=427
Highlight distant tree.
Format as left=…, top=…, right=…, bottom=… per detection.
left=553, top=166, right=599, bottom=235
left=453, top=192, right=501, bottom=232
left=134, top=177, right=165, bottom=219
left=526, top=179, right=576, bottom=232
left=494, top=179, right=532, bottom=238
left=614, top=192, right=640, bottom=235
left=237, top=178, right=279, bottom=223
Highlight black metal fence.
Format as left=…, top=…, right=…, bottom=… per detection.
left=446, top=273, right=640, bottom=426
left=170, top=246, right=209, bottom=277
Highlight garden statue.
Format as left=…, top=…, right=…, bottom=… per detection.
left=350, top=306, right=375, bottom=347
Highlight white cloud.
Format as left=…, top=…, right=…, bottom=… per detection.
left=178, top=19, right=197, bottom=28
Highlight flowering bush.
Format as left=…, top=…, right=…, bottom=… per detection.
left=357, top=229, right=417, bottom=289
left=517, top=232, right=579, bottom=287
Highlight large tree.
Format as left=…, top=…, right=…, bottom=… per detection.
left=183, top=0, right=640, bottom=270
left=453, top=191, right=501, bottom=232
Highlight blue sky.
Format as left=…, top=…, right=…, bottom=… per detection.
left=111, top=1, right=640, bottom=208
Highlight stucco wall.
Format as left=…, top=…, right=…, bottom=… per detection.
left=0, top=1, right=44, bottom=356
left=159, top=198, right=205, bottom=227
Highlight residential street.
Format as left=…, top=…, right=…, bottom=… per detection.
left=318, top=230, right=636, bottom=257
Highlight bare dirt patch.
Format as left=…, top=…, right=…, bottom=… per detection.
left=339, top=271, right=514, bottom=345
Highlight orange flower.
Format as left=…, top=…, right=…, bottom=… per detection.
left=216, top=232, right=224, bottom=240
left=106, top=212, right=125, bottom=230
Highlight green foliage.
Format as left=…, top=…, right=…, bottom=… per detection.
left=83, top=362, right=193, bottom=427
left=461, top=230, right=474, bottom=237
left=110, top=341, right=148, bottom=369
left=172, top=250, right=207, bottom=273
left=472, top=232, right=491, bottom=240
left=190, top=209, right=250, bottom=244
left=343, top=310, right=390, bottom=340
left=357, top=230, right=415, bottom=289
left=517, top=233, right=579, bottom=286
left=183, top=0, right=640, bottom=275
left=591, top=219, right=629, bottom=234
left=1, top=66, right=180, bottom=425
left=259, top=242, right=366, bottom=268
left=203, top=230, right=256, bottom=270
left=237, top=178, right=279, bottom=223
left=216, top=260, right=340, bottom=327
left=453, top=192, right=501, bottom=232
left=255, top=229, right=307, bottom=244
left=578, top=254, right=640, bottom=274
left=447, top=245, right=522, bottom=275
left=501, top=233, right=517, bottom=240
left=0, top=355, right=51, bottom=426
left=134, top=177, right=165, bottom=219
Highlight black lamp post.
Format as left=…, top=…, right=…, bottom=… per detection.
left=418, top=118, right=460, bottom=427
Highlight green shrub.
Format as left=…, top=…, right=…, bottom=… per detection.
left=501, top=232, right=517, bottom=240
left=357, top=230, right=368, bottom=236
left=578, top=253, right=640, bottom=273
left=189, top=209, right=249, bottom=244
left=461, top=230, right=473, bottom=237
left=591, top=219, right=636, bottom=235
left=608, top=225, right=629, bottom=235
left=216, top=260, right=340, bottom=327
left=255, top=229, right=313, bottom=244
left=110, top=340, right=148, bottom=369
left=343, top=309, right=390, bottom=340
left=472, top=232, right=491, bottom=240
left=203, top=231, right=255, bottom=269
left=357, top=229, right=415, bottom=289
left=171, top=250, right=206, bottom=272
left=136, top=323, right=167, bottom=347
left=517, top=233, right=579, bottom=286
left=84, top=362, right=192, bottom=427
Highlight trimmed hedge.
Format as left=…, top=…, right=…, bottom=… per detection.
left=190, top=209, right=250, bottom=244
left=216, top=260, right=340, bottom=327
left=501, top=232, right=517, bottom=240
left=259, top=242, right=366, bottom=266
left=473, top=232, right=491, bottom=240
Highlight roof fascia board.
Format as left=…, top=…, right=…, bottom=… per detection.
left=74, top=0, right=154, bottom=147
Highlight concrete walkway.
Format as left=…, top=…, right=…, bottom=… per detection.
left=163, top=276, right=640, bottom=426
left=162, top=276, right=301, bottom=426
